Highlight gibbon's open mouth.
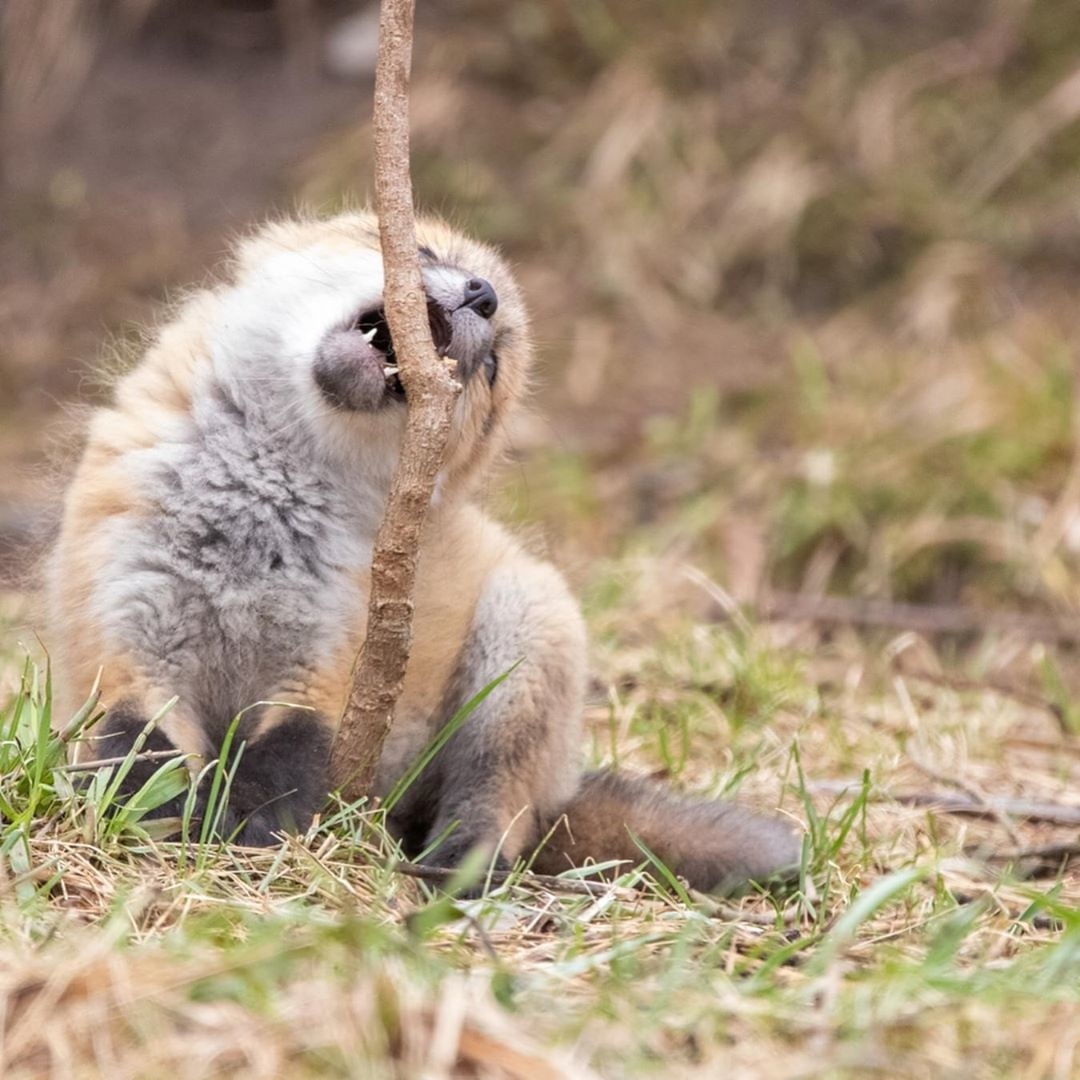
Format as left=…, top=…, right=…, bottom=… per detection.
left=353, top=299, right=453, bottom=400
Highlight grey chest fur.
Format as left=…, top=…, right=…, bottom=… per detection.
left=99, top=394, right=367, bottom=728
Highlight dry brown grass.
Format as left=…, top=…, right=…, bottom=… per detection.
left=4, top=582, right=1080, bottom=1076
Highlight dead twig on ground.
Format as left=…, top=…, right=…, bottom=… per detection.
left=906, top=749, right=1024, bottom=846
left=749, top=591, right=1080, bottom=645
left=984, top=841, right=1080, bottom=865
left=900, top=667, right=1065, bottom=726
left=392, top=861, right=641, bottom=901
left=54, top=749, right=185, bottom=773
left=811, top=779, right=1080, bottom=827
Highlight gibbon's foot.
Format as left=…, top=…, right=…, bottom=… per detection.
left=90, top=703, right=188, bottom=821
left=213, top=709, right=332, bottom=847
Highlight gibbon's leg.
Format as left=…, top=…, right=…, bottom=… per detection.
left=401, top=559, right=586, bottom=870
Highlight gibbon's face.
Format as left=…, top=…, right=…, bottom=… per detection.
left=313, top=253, right=499, bottom=412
left=211, top=212, right=531, bottom=484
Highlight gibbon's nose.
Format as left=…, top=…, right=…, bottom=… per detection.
left=461, top=277, right=498, bottom=319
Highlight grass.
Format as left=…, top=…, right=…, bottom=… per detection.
left=3, top=573, right=1080, bottom=1076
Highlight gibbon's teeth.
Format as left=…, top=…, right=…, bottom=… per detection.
left=383, top=365, right=399, bottom=376
left=443, top=356, right=459, bottom=371
left=361, top=327, right=378, bottom=344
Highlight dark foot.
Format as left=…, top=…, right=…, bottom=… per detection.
left=92, top=704, right=187, bottom=820
left=212, top=709, right=332, bottom=847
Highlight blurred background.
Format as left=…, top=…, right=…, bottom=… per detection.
left=3, top=0, right=1080, bottom=659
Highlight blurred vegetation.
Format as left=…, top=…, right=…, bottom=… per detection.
left=4, top=0, right=1080, bottom=622
left=303, top=0, right=1080, bottom=617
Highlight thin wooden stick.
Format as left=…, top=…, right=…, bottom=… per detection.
left=985, top=841, right=1080, bottom=864
left=906, top=750, right=1023, bottom=846
left=54, top=749, right=185, bottom=773
left=900, top=667, right=1064, bottom=724
left=810, top=778, right=1080, bottom=826
left=392, top=861, right=641, bottom=900
left=329, top=0, right=461, bottom=801
left=750, top=591, right=1080, bottom=644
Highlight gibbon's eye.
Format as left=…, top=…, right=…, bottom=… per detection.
left=483, top=351, right=499, bottom=386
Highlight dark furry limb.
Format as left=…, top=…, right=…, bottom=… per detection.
left=221, top=710, right=332, bottom=846
left=93, top=705, right=330, bottom=845
left=92, top=704, right=188, bottom=820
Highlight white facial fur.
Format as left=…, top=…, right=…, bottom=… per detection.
left=211, top=244, right=387, bottom=433
left=207, top=240, right=495, bottom=478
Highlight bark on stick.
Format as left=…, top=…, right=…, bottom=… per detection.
left=329, top=0, right=461, bottom=800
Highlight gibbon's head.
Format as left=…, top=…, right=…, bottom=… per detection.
left=208, top=211, right=530, bottom=492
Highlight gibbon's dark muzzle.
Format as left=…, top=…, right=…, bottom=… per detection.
left=462, top=278, right=498, bottom=319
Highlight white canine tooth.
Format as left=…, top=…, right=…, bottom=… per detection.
left=361, top=326, right=378, bottom=344
left=383, top=365, right=399, bottom=376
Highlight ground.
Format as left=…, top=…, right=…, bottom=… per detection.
left=3, top=2, right=1080, bottom=1077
